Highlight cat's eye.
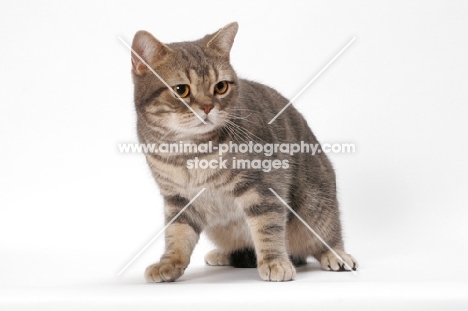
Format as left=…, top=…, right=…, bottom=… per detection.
left=173, top=84, right=190, bottom=98
left=214, top=81, right=229, bottom=95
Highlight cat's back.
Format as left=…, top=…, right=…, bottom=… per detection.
left=236, top=78, right=317, bottom=143
left=237, top=79, right=289, bottom=111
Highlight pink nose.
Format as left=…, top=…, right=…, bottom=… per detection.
left=203, top=104, right=214, bottom=114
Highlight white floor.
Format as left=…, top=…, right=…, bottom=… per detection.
left=2, top=244, right=468, bottom=311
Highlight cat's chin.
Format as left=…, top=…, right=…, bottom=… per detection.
left=167, top=111, right=225, bottom=136
left=173, top=121, right=220, bottom=136
left=193, top=122, right=219, bottom=133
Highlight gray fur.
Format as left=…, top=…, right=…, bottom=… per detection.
left=130, top=22, right=358, bottom=282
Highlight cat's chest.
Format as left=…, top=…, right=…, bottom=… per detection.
left=183, top=152, right=243, bottom=191
left=192, top=188, right=245, bottom=227
left=147, top=152, right=231, bottom=188
left=147, top=153, right=245, bottom=225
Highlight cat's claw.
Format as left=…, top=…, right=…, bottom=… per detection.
left=145, top=262, right=185, bottom=283
left=320, top=250, right=358, bottom=271
left=205, top=249, right=231, bottom=266
left=258, top=259, right=296, bottom=282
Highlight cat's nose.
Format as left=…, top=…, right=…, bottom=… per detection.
left=203, top=104, right=214, bottom=114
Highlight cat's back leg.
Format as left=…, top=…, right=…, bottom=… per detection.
left=204, top=249, right=231, bottom=266
left=318, top=249, right=358, bottom=271
left=204, top=222, right=255, bottom=267
left=286, top=201, right=359, bottom=271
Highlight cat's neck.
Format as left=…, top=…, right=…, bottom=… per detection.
left=138, top=121, right=223, bottom=145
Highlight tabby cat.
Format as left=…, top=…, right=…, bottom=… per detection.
left=129, top=22, right=358, bottom=282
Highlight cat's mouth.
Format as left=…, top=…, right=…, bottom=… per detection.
left=201, top=118, right=214, bottom=125
left=183, top=111, right=226, bottom=133
left=194, top=121, right=215, bottom=130
left=199, top=114, right=216, bottom=125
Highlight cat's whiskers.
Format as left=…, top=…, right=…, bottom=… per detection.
left=225, top=120, right=266, bottom=144
left=225, top=121, right=255, bottom=143
left=222, top=122, right=244, bottom=143
left=227, top=113, right=256, bottom=126
left=224, top=122, right=250, bottom=143
left=227, top=113, right=253, bottom=120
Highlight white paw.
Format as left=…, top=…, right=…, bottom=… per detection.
left=204, top=249, right=231, bottom=266
left=320, top=250, right=358, bottom=271
left=145, top=262, right=185, bottom=283
left=258, top=259, right=296, bottom=282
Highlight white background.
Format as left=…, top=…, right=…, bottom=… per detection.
left=1, top=0, right=468, bottom=310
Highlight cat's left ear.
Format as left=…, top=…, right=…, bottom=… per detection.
left=207, top=22, right=239, bottom=60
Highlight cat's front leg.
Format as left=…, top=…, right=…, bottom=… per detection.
left=145, top=222, right=199, bottom=282
left=244, top=197, right=296, bottom=282
left=145, top=196, right=201, bottom=283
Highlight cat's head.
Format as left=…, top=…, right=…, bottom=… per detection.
left=131, top=22, right=239, bottom=138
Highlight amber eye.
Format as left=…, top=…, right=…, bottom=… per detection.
left=173, top=84, right=190, bottom=98
left=214, top=81, right=229, bottom=95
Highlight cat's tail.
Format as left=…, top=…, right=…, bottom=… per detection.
left=230, top=248, right=257, bottom=268
left=230, top=249, right=307, bottom=268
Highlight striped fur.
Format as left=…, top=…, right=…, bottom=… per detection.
left=130, top=22, right=358, bottom=282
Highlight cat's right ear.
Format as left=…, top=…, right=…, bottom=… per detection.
left=131, top=31, right=172, bottom=75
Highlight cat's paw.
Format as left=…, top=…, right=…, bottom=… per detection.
left=145, top=262, right=185, bottom=283
left=258, top=259, right=296, bottom=282
left=320, top=250, right=358, bottom=271
left=205, top=249, right=231, bottom=266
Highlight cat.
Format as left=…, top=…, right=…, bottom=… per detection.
left=129, top=22, right=358, bottom=282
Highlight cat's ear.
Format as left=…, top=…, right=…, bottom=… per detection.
left=206, top=22, right=238, bottom=60
left=131, top=30, right=172, bottom=75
